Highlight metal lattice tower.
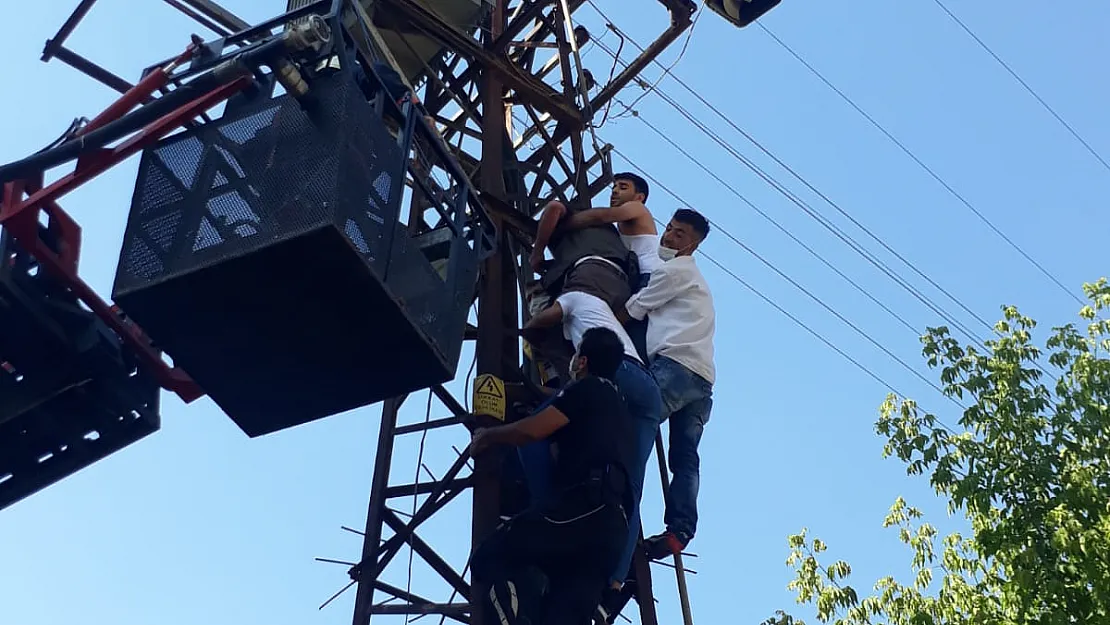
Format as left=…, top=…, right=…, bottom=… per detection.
left=18, top=1, right=709, bottom=623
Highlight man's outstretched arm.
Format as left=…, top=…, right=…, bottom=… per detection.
left=470, top=406, right=570, bottom=454
left=563, top=201, right=648, bottom=230
left=530, top=200, right=567, bottom=272
left=523, top=302, right=565, bottom=331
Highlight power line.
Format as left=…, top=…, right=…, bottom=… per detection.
left=618, top=108, right=1058, bottom=384
left=584, top=23, right=1007, bottom=342
left=696, top=247, right=908, bottom=397
left=404, top=389, right=435, bottom=618
left=612, top=145, right=962, bottom=406
left=627, top=110, right=921, bottom=337
left=604, top=1, right=701, bottom=122
left=754, top=21, right=1083, bottom=306
left=930, top=0, right=1110, bottom=177
left=539, top=122, right=942, bottom=384
left=532, top=114, right=968, bottom=423
left=587, top=37, right=990, bottom=347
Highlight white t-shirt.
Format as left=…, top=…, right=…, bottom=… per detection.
left=625, top=256, right=715, bottom=384
left=556, top=290, right=642, bottom=363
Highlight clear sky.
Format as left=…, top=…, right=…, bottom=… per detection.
left=1, top=1, right=1107, bottom=624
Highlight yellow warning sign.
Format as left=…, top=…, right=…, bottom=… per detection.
left=473, top=374, right=506, bottom=421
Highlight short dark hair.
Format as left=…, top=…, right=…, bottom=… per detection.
left=578, top=327, right=624, bottom=379
left=673, top=208, right=710, bottom=240
left=614, top=172, right=650, bottom=202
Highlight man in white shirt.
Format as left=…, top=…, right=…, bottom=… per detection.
left=619, top=208, right=716, bottom=561
left=523, top=288, right=663, bottom=603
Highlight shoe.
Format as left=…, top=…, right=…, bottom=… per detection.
left=488, top=567, right=547, bottom=625
left=643, top=530, right=690, bottom=560
left=488, top=580, right=521, bottom=625
left=594, top=581, right=637, bottom=624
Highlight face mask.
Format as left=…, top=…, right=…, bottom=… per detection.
left=658, top=245, right=679, bottom=262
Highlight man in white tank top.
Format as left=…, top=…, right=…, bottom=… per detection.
left=549, top=172, right=661, bottom=289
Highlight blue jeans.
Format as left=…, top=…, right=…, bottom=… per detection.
left=610, top=358, right=663, bottom=585
left=651, top=355, right=713, bottom=539
left=518, top=393, right=559, bottom=508
left=516, top=360, right=663, bottom=586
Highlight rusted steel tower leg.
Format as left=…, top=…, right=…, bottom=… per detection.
left=655, top=433, right=695, bottom=625
left=351, top=395, right=406, bottom=625
left=471, top=2, right=515, bottom=625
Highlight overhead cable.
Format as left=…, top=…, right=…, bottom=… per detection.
left=537, top=135, right=964, bottom=425
left=755, top=21, right=1083, bottom=305
left=627, top=110, right=921, bottom=337
left=929, top=0, right=1110, bottom=177
left=612, top=145, right=962, bottom=407
left=584, top=24, right=1000, bottom=342
left=588, top=36, right=989, bottom=347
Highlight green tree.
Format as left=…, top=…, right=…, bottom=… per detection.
left=770, top=279, right=1110, bottom=625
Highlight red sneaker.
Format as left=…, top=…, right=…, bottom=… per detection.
left=644, top=531, right=690, bottom=560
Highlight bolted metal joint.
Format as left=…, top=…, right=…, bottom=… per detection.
left=282, top=14, right=332, bottom=54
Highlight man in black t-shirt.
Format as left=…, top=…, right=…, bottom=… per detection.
left=469, top=327, right=634, bottom=625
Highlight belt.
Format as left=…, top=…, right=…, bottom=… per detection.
left=573, top=255, right=626, bottom=275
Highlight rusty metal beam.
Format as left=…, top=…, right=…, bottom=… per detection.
left=526, top=0, right=695, bottom=168
left=469, top=2, right=522, bottom=624
left=440, top=0, right=585, bottom=120
left=170, top=0, right=250, bottom=31
left=378, top=0, right=583, bottom=129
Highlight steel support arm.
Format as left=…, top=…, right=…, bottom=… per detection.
left=525, top=0, right=694, bottom=168
left=377, top=0, right=584, bottom=129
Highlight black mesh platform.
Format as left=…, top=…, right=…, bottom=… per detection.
left=112, top=68, right=477, bottom=437
left=0, top=230, right=160, bottom=511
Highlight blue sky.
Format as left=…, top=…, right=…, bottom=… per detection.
left=1, top=1, right=1107, bottom=624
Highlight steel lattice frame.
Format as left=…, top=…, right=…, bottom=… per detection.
left=37, top=1, right=699, bottom=624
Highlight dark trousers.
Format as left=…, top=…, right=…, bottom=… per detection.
left=471, top=478, right=628, bottom=625
left=625, top=272, right=652, bottom=363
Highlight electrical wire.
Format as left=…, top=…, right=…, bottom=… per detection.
left=560, top=0, right=607, bottom=197
left=580, top=6, right=1076, bottom=330
left=34, top=117, right=88, bottom=155
left=504, top=2, right=974, bottom=415
left=0, top=68, right=234, bottom=183
left=404, top=389, right=435, bottom=617
left=463, top=304, right=479, bottom=412
left=592, top=44, right=989, bottom=348
left=612, top=146, right=961, bottom=407
left=929, top=0, right=1110, bottom=177
left=755, top=21, right=1084, bottom=305
left=624, top=107, right=1059, bottom=383
left=518, top=113, right=953, bottom=404
left=626, top=110, right=920, bottom=337
left=589, top=0, right=701, bottom=122
left=587, top=39, right=995, bottom=350
left=541, top=126, right=946, bottom=412
left=593, top=27, right=626, bottom=128
left=586, top=30, right=998, bottom=342
left=543, top=128, right=973, bottom=425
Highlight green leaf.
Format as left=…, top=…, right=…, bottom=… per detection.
left=774, top=278, right=1110, bottom=625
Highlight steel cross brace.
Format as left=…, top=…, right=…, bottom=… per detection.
left=349, top=388, right=482, bottom=625
left=376, top=0, right=584, bottom=129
